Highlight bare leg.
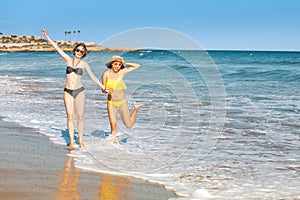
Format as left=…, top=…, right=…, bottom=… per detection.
left=75, top=90, right=86, bottom=148
left=131, top=104, right=144, bottom=124
left=64, top=92, right=75, bottom=150
left=107, top=103, right=119, bottom=143
left=119, top=101, right=143, bottom=128
left=107, top=103, right=118, bottom=134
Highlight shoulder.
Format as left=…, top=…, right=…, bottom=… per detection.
left=80, top=60, right=89, bottom=69
left=66, top=57, right=73, bottom=65
left=120, top=69, right=126, bottom=76
left=81, top=60, right=88, bottom=66
left=120, top=68, right=130, bottom=76
left=102, top=70, right=110, bottom=77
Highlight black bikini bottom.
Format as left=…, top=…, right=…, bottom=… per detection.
left=64, top=87, right=84, bottom=98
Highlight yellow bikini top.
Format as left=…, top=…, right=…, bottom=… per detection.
left=106, top=76, right=126, bottom=90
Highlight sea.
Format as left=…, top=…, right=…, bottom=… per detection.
left=0, top=50, right=299, bottom=199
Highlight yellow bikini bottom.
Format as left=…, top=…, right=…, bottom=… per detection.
left=107, top=99, right=126, bottom=108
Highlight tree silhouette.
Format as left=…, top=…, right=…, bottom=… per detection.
left=64, top=31, right=67, bottom=41
left=73, top=30, right=76, bottom=41
left=63, top=30, right=81, bottom=42
left=68, top=31, right=71, bottom=41
left=77, top=30, right=80, bottom=41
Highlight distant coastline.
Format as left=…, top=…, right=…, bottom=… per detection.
left=0, top=33, right=138, bottom=52
left=1, top=33, right=298, bottom=53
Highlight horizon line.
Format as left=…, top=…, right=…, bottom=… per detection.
left=137, top=48, right=300, bottom=52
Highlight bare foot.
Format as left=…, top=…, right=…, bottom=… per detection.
left=113, top=137, right=119, bottom=144
left=68, top=142, right=74, bottom=150
left=112, top=133, right=119, bottom=144
left=134, top=104, right=144, bottom=110
left=78, top=140, right=85, bottom=148
left=108, top=133, right=120, bottom=144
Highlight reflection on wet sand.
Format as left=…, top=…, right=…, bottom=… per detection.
left=56, top=156, right=80, bottom=200
left=98, top=173, right=130, bottom=200
left=56, top=156, right=131, bottom=200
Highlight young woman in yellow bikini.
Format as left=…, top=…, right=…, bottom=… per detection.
left=102, top=56, right=143, bottom=142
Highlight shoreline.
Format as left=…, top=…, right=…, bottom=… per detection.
left=0, top=33, right=138, bottom=52
left=0, top=117, right=177, bottom=200
left=0, top=45, right=139, bottom=52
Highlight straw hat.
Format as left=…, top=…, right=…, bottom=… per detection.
left=105, top=55, right=125, bottom=67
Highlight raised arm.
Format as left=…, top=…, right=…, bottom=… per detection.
left=41, top=29, right=70, bottom=62
left=83, top=62, right=106, bottom=90
left=122, top=62, right=140, bottom=75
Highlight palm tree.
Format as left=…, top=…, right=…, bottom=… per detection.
left=64, top=31, right=67, bottom=41
left=77, top=30, right=80, bottom=42
left=68, top=31, right=71, bottom=41
left=73, top=30, right=76, bottom=41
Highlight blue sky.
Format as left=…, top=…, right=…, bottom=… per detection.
left=1, top=0, right=299, bottom=50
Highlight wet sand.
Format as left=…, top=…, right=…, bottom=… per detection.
left=0, top=117, right=177, bottom=200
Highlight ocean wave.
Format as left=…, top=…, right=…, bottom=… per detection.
left=240, top=60, right=300, bottom=66
left=224, top=69, right=300, bottom=81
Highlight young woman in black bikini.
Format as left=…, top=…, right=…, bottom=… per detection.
left=41, top=29, right=108, bottom=150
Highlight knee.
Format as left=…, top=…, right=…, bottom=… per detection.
left=125, top=123, right=133, bottom=129
left=77, top=114, right=84, bottom=122
left=66, top=114, right=74, bottom=121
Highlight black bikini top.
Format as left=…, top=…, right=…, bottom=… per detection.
left=66, top=66, right=83, bottom=76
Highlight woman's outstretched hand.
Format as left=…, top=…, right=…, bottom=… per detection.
left=41, top=29, right=47, bottom=37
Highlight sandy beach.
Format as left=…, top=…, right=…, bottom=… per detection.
left=0, top=117, right=177, bottom=200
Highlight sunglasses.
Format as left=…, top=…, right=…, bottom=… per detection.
left=75, top=48, right=85, bottom=54
left=112, top=62, right=122, bottom=66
